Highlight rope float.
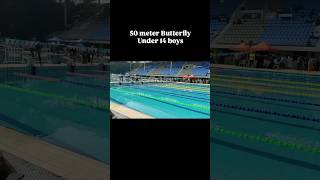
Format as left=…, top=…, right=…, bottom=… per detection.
left=213, top=103, right=320, bottom=122
left=14, top=73, right=108, bottom=90
left=0, top=84, right=108, bottom=111
left=214, top=83, right=320, bottom=99
left=213, top=90, right=320, bottom=108
left=211, top=126, right=320, bottom=154
left=214, top=78, right=320, bottom=93
left=213, top=74, right=320, bottom=87
left=154, top=84, right=209, bottom=93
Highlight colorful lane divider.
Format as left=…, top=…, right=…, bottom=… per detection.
left=211, top=126, right=320, bottom=154
left=213, top=74, right=320, bottom=88
left=214, top=77, right=320, bottom=93
left=214, top=82, right=320, bottom=99
left=128, top=86, right=209, bottom=102
left=213, top=102, right=320, bottom=122
left=14, top=72, right=108, bottom=90
left=0, top=84, right=108, bottom=111
left=154, top=84, right=209, bottom=93
left=213, top=90, right=320, bottom=108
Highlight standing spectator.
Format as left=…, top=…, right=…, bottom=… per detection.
left=35, top=43, right=42, bottom=66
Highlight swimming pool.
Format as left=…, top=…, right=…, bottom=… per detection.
left=212, top=65, right=320, bottom=180
left=110, top=82, right=210, bottom=118
left=0, top=66, right=109, bottom=164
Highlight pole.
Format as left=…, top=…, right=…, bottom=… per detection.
left=291, top=8, right=292, bottom=24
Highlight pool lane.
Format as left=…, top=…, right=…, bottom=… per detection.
left=110, top=83, right=210, bottom=119
left=17, top=78, right=107, bottom=100
left=211, top=69, right=320, bottom=180
left=0, top=84, right=109, bottom=164
left=0, top=74, right=110, bottom=164
left=214, top=66, right=320, bottom=83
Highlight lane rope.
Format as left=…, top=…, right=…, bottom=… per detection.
left=211, top=126, right=320, bottom=154
left=0, top=84, right=108, bottom=111
left=213, top=102, right=320, bottom=122
left=213, top=74, right=320, bottom=88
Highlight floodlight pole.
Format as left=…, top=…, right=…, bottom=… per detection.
left=170, top=61, right=172, bottom=72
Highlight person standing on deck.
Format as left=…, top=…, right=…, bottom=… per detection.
left=35, top=43, right=42, bottom=66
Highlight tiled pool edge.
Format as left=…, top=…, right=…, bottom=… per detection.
left=110, top=101, right=154, bottom=119
left=0, top=126, right=110, bottom=180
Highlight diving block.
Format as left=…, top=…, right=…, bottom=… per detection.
left=14, top=73, right=59, bottom=82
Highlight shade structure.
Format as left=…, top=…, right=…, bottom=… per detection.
left=179, top=75, right=190, bottom=78
left=189, top=75, right=196, bottom=79
left=251, top=42, right=278, bottom=52
left=230, top=42, right=251, bottom=52
left=179, top=75, right=197, bottom=79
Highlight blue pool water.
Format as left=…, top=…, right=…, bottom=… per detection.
left=212, top=66, right=320, bottom=180
left=110, top=83, right=210, bottom=118
left=0, top=67, right=109, bottom=164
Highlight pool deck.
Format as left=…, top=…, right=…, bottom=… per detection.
left=110, top=102, right=154, bottom=119
left=0, top=126, right=110, bottom=180
left=214, top=64, right=320, bottom=75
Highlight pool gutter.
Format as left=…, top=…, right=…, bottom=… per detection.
left=0, top=126, right=109, bottom=180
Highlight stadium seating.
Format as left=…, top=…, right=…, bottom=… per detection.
left=211, top=19, right=228, bottom=40
left=191, top=62, right=210, bottom=76
left=58, top=6, right=109, bottom=43
left=136, top=64, right=155, bottom=75
left=260, top=11, right=317, bottom=46
left=159, top=62, right=184, bottom=76
left=178, top=63, right=196, bottom=76
left=211, top=0, right=241, bottom=17
left=211, top=1, right=320, bottom=46
left=210, top=0, right=242, bottom=41
left=86, top=20, right=110, bottom=41
left=216, top=19, right=266, bottom=44
left=130, top=62, right=209, bottom=77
